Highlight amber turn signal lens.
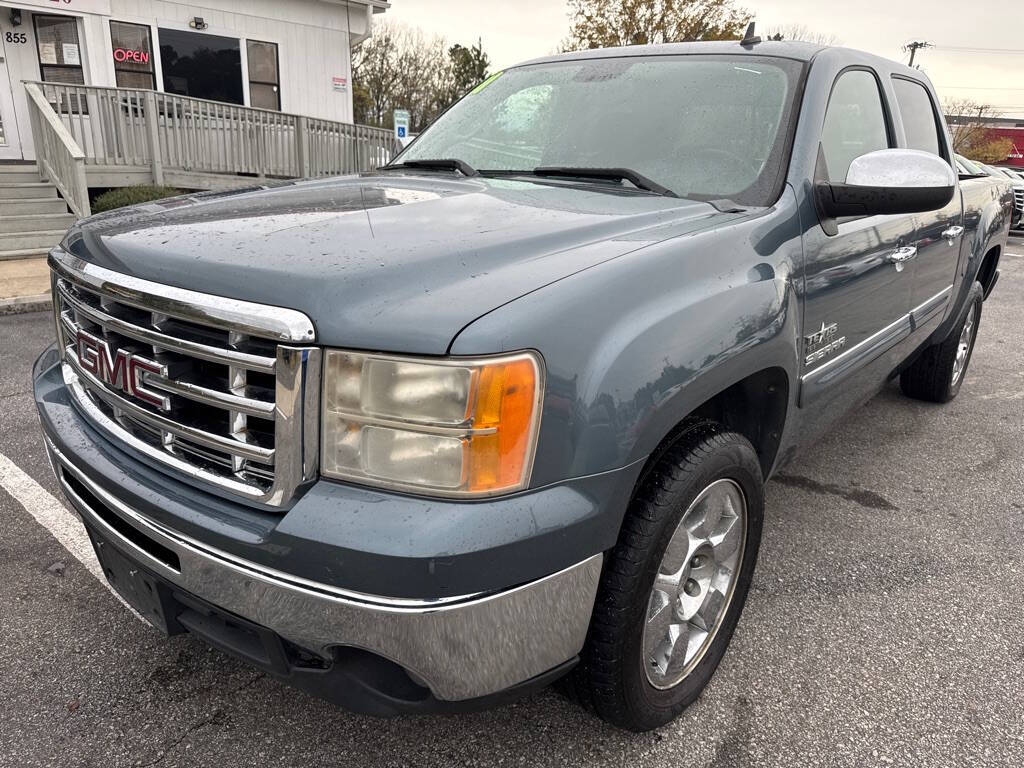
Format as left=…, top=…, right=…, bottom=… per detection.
left=321, top=349, right=543, bottom=497
left=467, top=357, right=540, bottom=493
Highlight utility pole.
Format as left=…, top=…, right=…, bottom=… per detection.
left=904, top=41, right=932, bottom=67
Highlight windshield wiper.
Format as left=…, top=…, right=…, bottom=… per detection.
left=380, top=158, right=479, bottom=177
left=531, top=166, right=677, bottom=197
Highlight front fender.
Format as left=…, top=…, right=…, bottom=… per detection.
left=450, top=193, right=804, bottom=488
left=574, top=274, right=798, bottom=469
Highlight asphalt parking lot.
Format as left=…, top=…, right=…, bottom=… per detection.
left=1, top=234, right=1023, bottom=768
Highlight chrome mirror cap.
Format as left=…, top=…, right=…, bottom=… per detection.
left=846, top=148, right=956, bottom=189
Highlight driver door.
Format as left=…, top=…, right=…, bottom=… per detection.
left=800, top=69, right=916, bottom=410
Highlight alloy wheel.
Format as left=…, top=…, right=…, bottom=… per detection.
left=642, top=478, right=747, bottom=690
left=951, top=302, right=978, bottom=386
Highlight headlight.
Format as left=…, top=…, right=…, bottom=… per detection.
left=321, top=350, right=543, bottom=497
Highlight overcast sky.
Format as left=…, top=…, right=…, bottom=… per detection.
left=386, top=0, right=1024, bottom=114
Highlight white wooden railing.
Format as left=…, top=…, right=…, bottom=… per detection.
left=24, top=81, right=400, bottom=217
left=24, top=82, right=91, bottom=218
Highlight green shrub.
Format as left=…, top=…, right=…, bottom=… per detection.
left=91, top=185, right=184, bottom=213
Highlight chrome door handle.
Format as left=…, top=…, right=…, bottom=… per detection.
left=886, top=245, right=917, bottom=271
left=942, top=225, right=964, bottom=241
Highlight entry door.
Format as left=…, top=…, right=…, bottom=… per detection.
left=0, top=39, right=24, bottom=159
left=800, top=69, right=917, bottom=409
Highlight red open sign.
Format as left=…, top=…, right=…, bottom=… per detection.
left=113, top=48, right=150, bottom=64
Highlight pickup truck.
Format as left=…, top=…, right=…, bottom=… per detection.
left=33, top=40, right=1013, bottom=732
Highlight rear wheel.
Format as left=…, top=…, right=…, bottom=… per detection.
left=900, top=282, right=983, bottom=403
left=566, top=425, right=763, bottom=731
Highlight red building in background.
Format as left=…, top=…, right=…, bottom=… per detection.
left=986, top=127, right=1024, bottom=168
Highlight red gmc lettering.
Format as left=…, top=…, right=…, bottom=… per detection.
left=128, top=357, right=168, bottom=409
left=75, top=328, right=168, bottom=409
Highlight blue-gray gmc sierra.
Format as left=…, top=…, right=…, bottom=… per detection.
left=33, top=39, right=1013, bottom=730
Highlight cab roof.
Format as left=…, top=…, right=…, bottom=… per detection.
left=516, top=40, right=922, bottom=80
left=517, top=40, right=827, bottom=67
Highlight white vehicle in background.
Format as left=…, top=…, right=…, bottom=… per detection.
left=970, top=159, right=1024, bottom=230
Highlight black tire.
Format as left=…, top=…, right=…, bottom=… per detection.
left=900, top=282, right=984, bottom=403
left=565, top=424, right=764, bottom=731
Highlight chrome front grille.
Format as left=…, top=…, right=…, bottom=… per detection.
left=50, top=249, right=320, bottom=507
left=1014, top=188, right=1023, bottom=214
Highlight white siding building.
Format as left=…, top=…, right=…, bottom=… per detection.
left=0, top=0, right=388, bottom=161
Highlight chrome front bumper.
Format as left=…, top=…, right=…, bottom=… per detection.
left=44, top=438, right=602, bottom=702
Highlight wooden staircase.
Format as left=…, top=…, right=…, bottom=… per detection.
left=0, top=164, right=76, bottom=313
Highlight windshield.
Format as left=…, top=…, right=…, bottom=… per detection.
left=396, top=55, right=804, bottom=206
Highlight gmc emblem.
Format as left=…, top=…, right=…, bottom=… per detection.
left=75, top=328, right=170, bottom=410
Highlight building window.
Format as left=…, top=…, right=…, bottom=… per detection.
left=34, top=15, right=85, bottom=85
left=246, top=40, right=280, bottom=110
left=159, top=28, right=243, bottom=105
left=110, top=21, right=156, bottom=89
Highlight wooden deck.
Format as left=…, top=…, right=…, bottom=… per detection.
left=24, top=82, right=398, bottom=218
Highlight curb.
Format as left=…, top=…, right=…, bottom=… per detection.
left=0, top=293, right=52, bottom=316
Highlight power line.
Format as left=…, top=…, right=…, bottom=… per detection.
left=938, top=85, right=1024, bottom=92
left=932, top=45, right=1024, bottom=55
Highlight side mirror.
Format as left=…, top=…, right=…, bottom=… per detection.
left=817, top=149, right=956, bottom=218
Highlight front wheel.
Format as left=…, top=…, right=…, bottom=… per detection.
left=900, top=282, right=984, bottom=403
left=565, top=424, right=764, bottom=731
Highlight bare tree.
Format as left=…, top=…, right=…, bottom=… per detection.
left=352, top=22, right=404, bottom=127
left=763, top=24, right=839, bottom=46
left=942, top=99, right=999, bottom=153
left=943, top=98, right=1010, bottom=163
left=561, top=0, right=750, bottom=51
left=353, top=21, right=491, bottom=131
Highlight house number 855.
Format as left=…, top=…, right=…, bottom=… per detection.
left=5, top=32, right=29, bottom=44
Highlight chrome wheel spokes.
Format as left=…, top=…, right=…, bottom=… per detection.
left=951, top=302, right=977, bottom=386
left=642, top=479, right=747, bottom=689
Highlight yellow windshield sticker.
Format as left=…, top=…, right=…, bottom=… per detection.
left=470, top=71, right=503, bottom=95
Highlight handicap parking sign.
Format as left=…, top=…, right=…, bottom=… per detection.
left=393, top=109, right=410, bottom=142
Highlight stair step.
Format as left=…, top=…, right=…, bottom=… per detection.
left=0, top=198, right=69, bottom=215
left=0, top=247, right=49, bottom=262
left=0, top=183, right=58, bottom=200
left=0, top=212, right=76, bottom=233
left=0, top=249, right=49, bottom=264
left=0, top=170, right=42, bottom=183
left=0, top=256, right=50, bottom=301
left=0, top=229, right=67, bottom=250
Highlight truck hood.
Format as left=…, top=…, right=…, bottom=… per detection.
left=66, top=173, right=735, bottom=353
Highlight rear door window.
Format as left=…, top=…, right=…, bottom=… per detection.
left=892, top=78, right=944, bottom=159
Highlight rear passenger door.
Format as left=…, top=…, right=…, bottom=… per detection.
left=800, top=69, right=917, bottom=407
left=891, top=77, right=963, bottom=334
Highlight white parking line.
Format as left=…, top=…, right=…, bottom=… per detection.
left=0, top=450, right=144, bottom=621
